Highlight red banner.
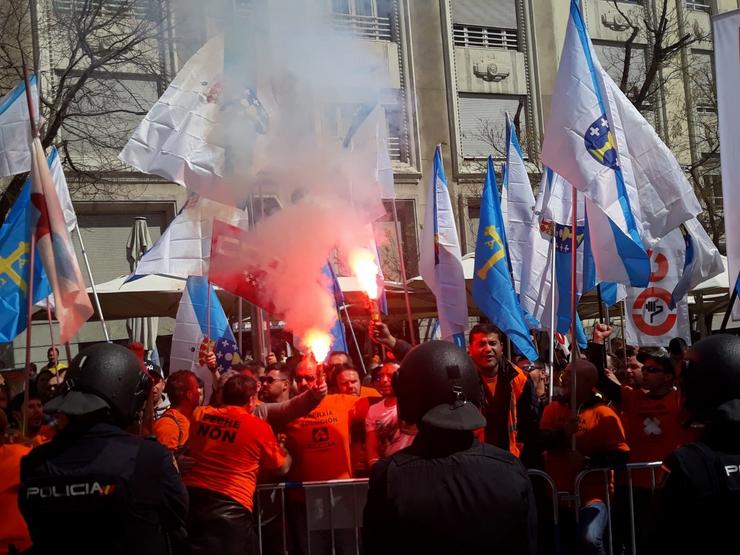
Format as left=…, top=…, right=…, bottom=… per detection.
left=209, top=219, right=276, bottom=313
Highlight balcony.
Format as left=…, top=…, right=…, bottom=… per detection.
left=453, top=25, right=518, bottom=51
left=52, top=0, right=155, bottom=19
left=331, top=12, right=393, bottom=42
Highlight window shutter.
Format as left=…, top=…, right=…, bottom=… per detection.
left=457, top=95, right=524, bottom=158
left=451, top=0, right=518, bottom=30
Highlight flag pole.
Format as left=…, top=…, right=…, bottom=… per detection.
left=21, top=54, right=37, bottom=438
left=570, top=185, right=578, bottom=419
left=390, top=198, right=417, bottom=345
left=340, top=304, right=367, bottom=376
left=74, top=225, right=110, bottom=342
left=619, top=299, right=628, bottom=360
left=45, top=299, right=56, bottom=360
left=548, top=230, right=556, bottom=402
left=206, top=280, right=212, bottom=346
left=238, top=297, right=244, bottom=352
left=720, top=287, right=738, bottom=331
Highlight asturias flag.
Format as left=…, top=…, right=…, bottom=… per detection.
left=0, top=181, right=51, bottom=342
left=472, top=157, right=537, bottom=360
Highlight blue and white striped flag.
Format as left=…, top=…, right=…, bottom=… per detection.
left=419, top=145, right=468, bottom=346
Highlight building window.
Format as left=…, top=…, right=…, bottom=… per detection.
left=62, top=74, right=160, bottom=168
left=592, top=41, right=647, bottom=97
left=322, top=102, right=409, bottom=164
left=378, top=199, right=418, bottom=279
left=52, top=0, right=156, bottom=19
left=686, top=0, right=710, bottom=12
left=453, top=24, right=518, bottom=50
left=457, top=94, right=527, bottom=159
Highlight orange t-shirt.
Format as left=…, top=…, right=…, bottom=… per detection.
left=0, top=443, right=32, bottom=554
left=541, top=401, right=630, bottom=505
left=184, top=405, right=287, bottom=511
left=153, top=408, right=190, bottom=451
left=285, top=394, right=367, bottom=482
left=621, top=387, right=691, bottom=489
left=360, top=386, right=381, bottom=399
left=479, top=365, right=528, bottom=457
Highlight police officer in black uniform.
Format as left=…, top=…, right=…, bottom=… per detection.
left=651, top=334, right=740, bottom=555
left=363, top=340, right=537, bottom=555
left=18, top=343, right=188, bottom=555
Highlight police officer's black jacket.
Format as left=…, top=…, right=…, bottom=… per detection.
left=363, top=429, right=537, bottom=555
left=18, top=420, right=188, bottom=555
left=651, top=399, right=740, bottom=555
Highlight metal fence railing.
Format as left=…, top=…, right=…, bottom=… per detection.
left=254, top=462, right=664, bottom=554
left=331, top=13, right=393, bottom=42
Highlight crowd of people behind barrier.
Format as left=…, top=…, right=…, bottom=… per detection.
left=2, top=321, right=740, bottom=555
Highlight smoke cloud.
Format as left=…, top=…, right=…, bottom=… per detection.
left=188, top=0, right=394, bottom=349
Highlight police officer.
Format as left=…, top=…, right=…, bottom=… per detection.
left=363, top=341, right=537, bottom=555
left=651, top=334, right=740, bottom=555
left=18, top=343, right=188, bottom=555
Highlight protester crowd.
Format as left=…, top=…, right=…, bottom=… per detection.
left=1, top=322, right=740, bottom=555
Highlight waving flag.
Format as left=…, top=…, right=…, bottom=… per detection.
left=517, top=175, right=554, bottom=329
left=322, top=262, right=348, bottom=353
left=0, top=75, right=39, bottom=177
left=542, top=0, right=653, bottom=286
left=473, top=157, right=537, bottom=360
left=501, top=114, right=550, bottom=326
left=132, top=193, right=249, bottom=278
left=535, top=169, right=623, bottom=345
left=419, top=146, right=468, bottom=345
left=170, top=276, right=240, bottom=402
left=120, top=36, right=257, bottom=208
left=47, top=147, right=77, bottom=232
left=669, top=219, right=723, bottom=309
left=209, top=219, right=277, bottom=313
left=0, top=181, right=51, bottom=342
left=30, top=139, right=93, bottom=342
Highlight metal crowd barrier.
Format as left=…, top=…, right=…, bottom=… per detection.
left=254, top=470, right=563, bottom=555
left=573, top=461, right=664, bottom=555
left=254, top=463, right=663, bottom=554
left=255, top=478, right=369, bottom=555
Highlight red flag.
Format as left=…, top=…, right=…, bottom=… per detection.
left=209, top=219, right=277, bottom=313
left=30, top=138, right=93, bottom=342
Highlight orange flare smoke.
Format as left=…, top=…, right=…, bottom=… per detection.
left=349, top=248, right=379, bottom=299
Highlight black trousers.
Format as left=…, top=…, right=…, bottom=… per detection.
left=186, top=487, right=258, bottom=555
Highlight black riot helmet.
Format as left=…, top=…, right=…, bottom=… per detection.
left=393, top=340, right=485, bottom=431
left=683, top=334, right=740, bottom=421
left=45, top=343, right=151, bottom=427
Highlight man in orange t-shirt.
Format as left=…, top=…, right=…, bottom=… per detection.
left=284, top=357, right=369, bottom=554
left=0, top=410, right=31, bottom=555
left=468, top=323, right=529, bottom=456
left=621, top=353, right=690, bottom=486
left=185, top=374, right=290, bottom=555
left=332, top=364, right=379, bottom=477
left=285, top=359, right=369, bottom=483
left=153, top=370, right=200, bottom=455
left=540, top=360, right=629, bottom=555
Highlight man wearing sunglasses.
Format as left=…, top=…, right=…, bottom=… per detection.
left=259, top=367, right=291, bottom=403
